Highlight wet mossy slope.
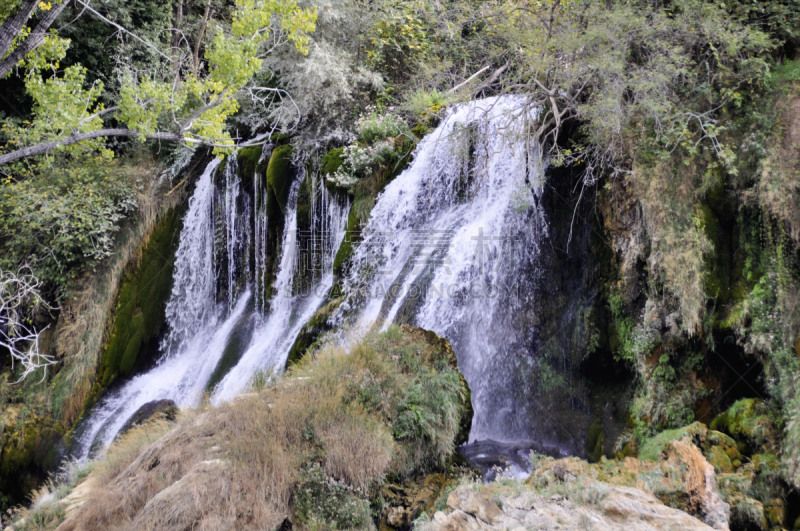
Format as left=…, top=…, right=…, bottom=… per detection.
left=85, top=208, right=184, bottom=408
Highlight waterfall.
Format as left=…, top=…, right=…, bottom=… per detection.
left=211, top=172, right=349, bottom=403
left=76, top=95, right=549, bottom=459
left=161, top=158, right=220, bottom=355
left=338, top=95, right=548, bottom=445
left=76, top=151, right=350, bottom=459
left=222, top=153, right=252, bottom=308
left=75, top=159, right=252, bottom=458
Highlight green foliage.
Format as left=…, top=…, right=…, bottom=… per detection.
left=13, top=501, right=66, bottom=531
left=404, top=88, right=451, bottom=124
left=1, top=0, right=318, bottom=164
left=608, top=294, right=636, bottom=364
left=726, top=0, right=800, bottom=43
left=711, top=398, right=781, bottom=453
left=366, top=0, right=432, bottom=80
left=393, top=368, right=464, bottom=467
left=293, top=463, right=372, bottom=530
left=608, top=294, right=658, bottom=366
left=0, top=157, right=137, bottom=289
left=356, top=108, right=410, bottom=144
left=322, top=147, right=344, bottom=177
left=325, top=108, right=413, bottom=191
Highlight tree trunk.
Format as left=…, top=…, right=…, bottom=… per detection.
left=172, top=0, right=184, bottom=50
left=192, top=0, right=213, bottom=74
left=0, top=0, right=73, bottom=79
left=0, top=0, right=39, bottom=60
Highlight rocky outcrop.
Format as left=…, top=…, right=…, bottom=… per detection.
left=423, top=484, right=716, bottom=531
left=526, top=437, right=730, bottom=531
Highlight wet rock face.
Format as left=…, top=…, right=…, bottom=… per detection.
left=116, top=399, right=178, bottom=439
left=458, top=439, right=563, bottom=482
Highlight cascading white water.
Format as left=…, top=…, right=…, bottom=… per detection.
left=339, top=95, right=548, bottom=444
left=311, top=176, right=350, bottom=276
left=223, top=153, right=253, bottom=308
left=76, top=151, right=350, bottom=458
left=76, top=95, right=547, bottom=459
left=211, top=172, right=349, bottom=403
left=75, top=159, right=251, bottom=458
left=161, top=158, right=221, bottom=355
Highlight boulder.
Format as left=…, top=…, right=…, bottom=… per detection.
left=116, top=399, right=179, bottom=439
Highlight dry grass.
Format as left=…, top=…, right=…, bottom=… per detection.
left=56, top=326, right=468, bottom=531
left=757, top=93, right=800, bottom=242
left=634, top=159, right=711, bottom=334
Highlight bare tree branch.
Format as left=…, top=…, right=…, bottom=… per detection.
left=0, top=129, right=182, bottom=166
left=0, top=266, right=56, bottom=382
left=73, top=0, right=172, bottom=62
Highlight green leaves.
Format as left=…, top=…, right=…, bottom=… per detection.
left=0, top=157, right=137, bottom=290
left=115, top=0, right=316, bottom=154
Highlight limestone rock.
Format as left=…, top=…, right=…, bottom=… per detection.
left=423, top=483, right=716, bottom=531
left=600, top=486, right=717, bottom=530
left=446, top=486, right=504, bottom=525
left=661, top=438, right=730, bottom=531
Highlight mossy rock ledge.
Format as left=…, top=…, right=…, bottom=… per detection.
left=84, top=208, right=183, bottom=412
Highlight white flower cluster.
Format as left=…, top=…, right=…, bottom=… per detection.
left=326, top=108, right=411, bottom=190
left=355, top=105, right=407, bottom=143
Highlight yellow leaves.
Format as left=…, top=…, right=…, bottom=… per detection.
left=37, top=1, right=51, bottom=10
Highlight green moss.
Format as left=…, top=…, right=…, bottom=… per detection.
left=710, top=398, right=780, bottom=454
left=237, top=146, right=262, bottom=180
left=322, top=147, right=351, bottom=195
left=119, top=329, right=143, bottom=374
left=706, top=445, right=734, bottom=473
left=697, top=203, right=732, bottom=305
left=0, top=417, right=60, bottom=505
left=639, top=421, right=740, bottom=463
left=332, top=207, right=360, bottom=279
left=286, top=297, right=344, bottom=367
left=236, top=145, right=266, bottom=194
left=412, top=123, right=433, bottom=138
left=266, top=144, right=295, bottom=220
left=322, top=147, right=344, bottom=176
left=86, top=208, right=182, bottom=408
left=586, top=418, right=606, bottom=463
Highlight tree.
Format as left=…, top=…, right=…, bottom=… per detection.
left=0, top=0, right=317, bottom=168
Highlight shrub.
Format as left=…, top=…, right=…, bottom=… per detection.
left=404, top=88, right=452, bottom=123
left=0, top=156, right=138, bottom=290
left=325, top=108, right=414, bottom=192
left=356, top=107, right=410, bottom=144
